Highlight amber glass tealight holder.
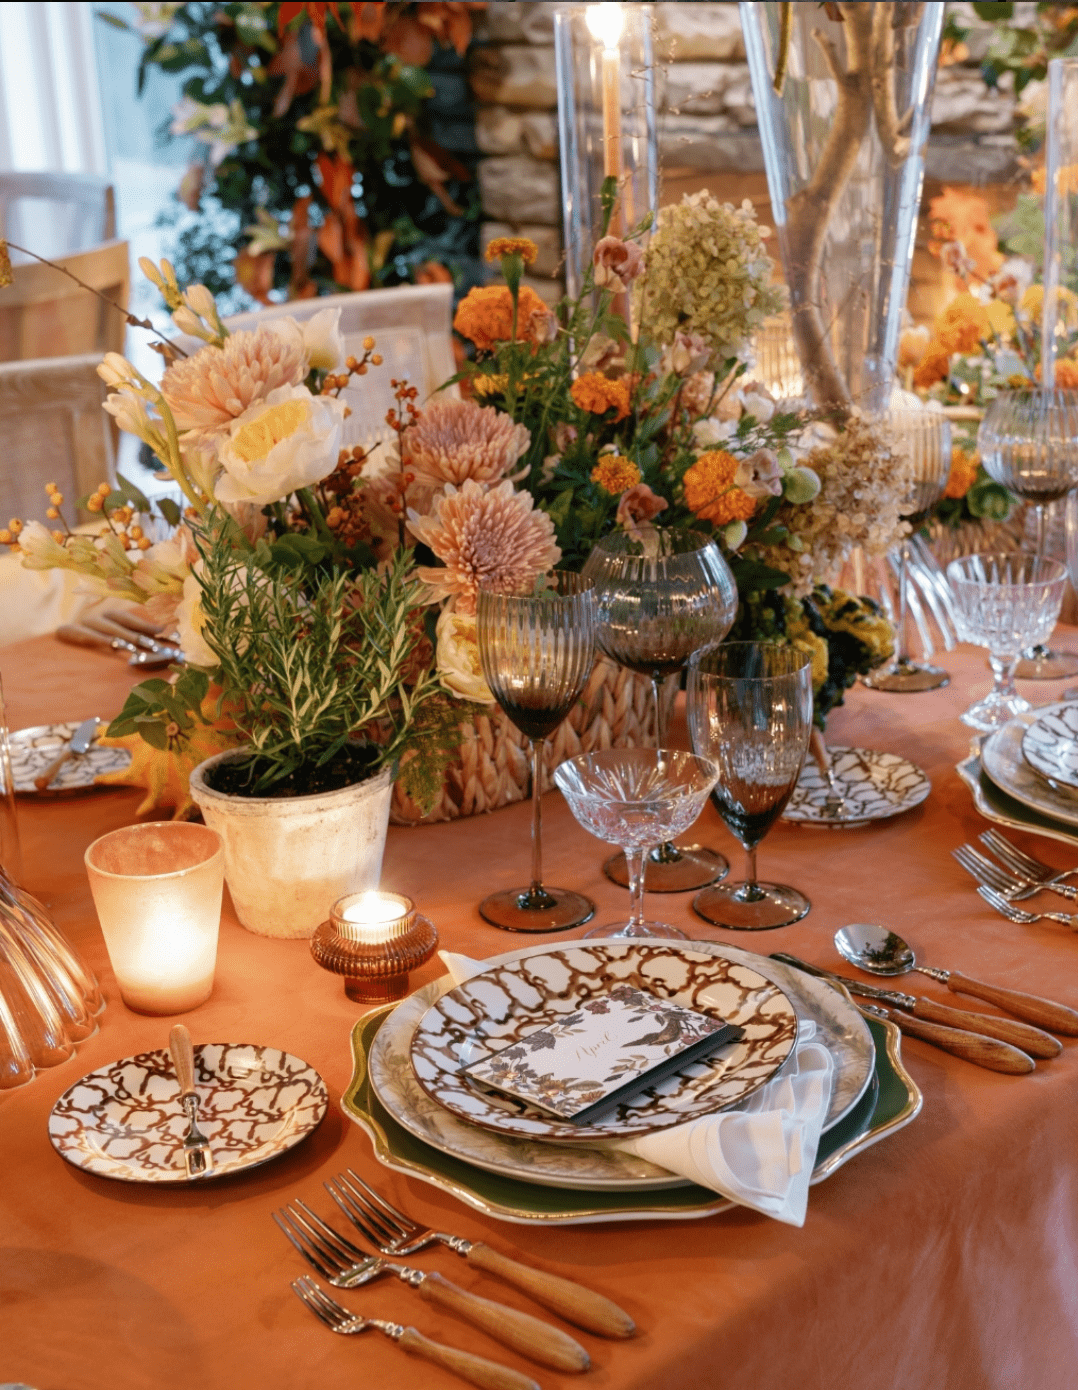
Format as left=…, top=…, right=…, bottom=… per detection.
left=310, top=890, right=437, bottom=1003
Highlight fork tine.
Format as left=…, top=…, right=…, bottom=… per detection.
left=953, top=845, right=1022, bottom=892
left=977, top=885, right=1031, bottom=921
left=980, top=830, right=1047, bottom=877
left=292, top=1277, right=339, bottom=1328
left=335, top=1172, right=409, bottom=1243
left=297, top=1277, right=352, bottom=1326
left=324, top=1178, right=393, bottom=1249
left=275, top=1210, right=339, bottom=1280
left=345, top=1169, right=420, bottom=1238
left=293, top=1199, right=369, bottom=1263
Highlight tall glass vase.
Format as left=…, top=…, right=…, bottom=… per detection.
left=740, top=2, right=944, bottom=414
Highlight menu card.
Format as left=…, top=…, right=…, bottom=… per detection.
left=463, top=983, right=744, bottom=1126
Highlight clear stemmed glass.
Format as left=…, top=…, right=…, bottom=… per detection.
left=553, top=748, right=719, bottom=940
left=476, top=573, right=597, bottom=932
left=863, top=408, right=953, bottom=692
left=688, top=643, right=814, bottom=931
left=582, top=528, right=738, bottom=892
left=946, top=553, right=1069, bottom=732
left=977, top=389, right=1078, bottom=678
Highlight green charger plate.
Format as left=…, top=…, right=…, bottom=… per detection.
left=340, top=1005, right=922, bottom=1225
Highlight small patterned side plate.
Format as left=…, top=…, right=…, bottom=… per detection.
left=410, top=944, right=798, bottom=1143
left=10, top=722, right=130, bottom=794
left=782, top=746, right=931, bottom=827
left=1021, top=703, right=1078, bottom=792
left=48, top=1043, right=328, bottom=1183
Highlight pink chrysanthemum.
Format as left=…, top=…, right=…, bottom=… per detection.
left=403, top=398, right=531, bottom=488
left=409, top=479, right=561, bottom=615
left=161, top=325, right=307, bottom=432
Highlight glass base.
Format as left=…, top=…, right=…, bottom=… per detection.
left=959, top=691, right=1032, bottom=734
left=862, top=658, right=949, bottom=693
left=583, top=919, right=687, bottom=940
left=479, top=887, right=595, bottom=933
left=1015, top=646, right=1078, bottom=680
left=692, top=881, right=811, bottom=931
left=603, top=845, right=729, bottom=893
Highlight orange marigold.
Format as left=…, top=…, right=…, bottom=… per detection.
left=1051, top=357, right=1078, bottom=389
left=934, top=293, right=990, bottom=354
left=944, top=446, right=979, bottom=500
left=913, top=343, right=952, bottom=389
left=591, top=454, right=641, bottom=494
left=570, top=372, right=632, bottom=422
left=682, top=450, right=757, bottom=526
left=453, top=284, right=549, bottom=353
left=484, top=237, right=539, bottom=266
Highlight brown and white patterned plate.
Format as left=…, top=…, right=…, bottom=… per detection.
left=10, top=722, right=130, bottom=794
left=1021, top=702, right=1078, bottom=792
left=782, top=746, right=931, bottom=827
left=48, top=1043, right=328, bottom=1183
left=409, top=944, right=798, bottom=1144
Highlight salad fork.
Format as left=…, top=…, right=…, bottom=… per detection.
left=952, top=843, right=1033, bottom=897
left=326, top=1169, right=636, bottom=1339
left=291, top=1277, right=540, bottom=1390
left=978, top=884, right=1078, bottom=929
left=274, top=1201, right=589, bottom=1373
left=978, top=831, right=1078, bottom=899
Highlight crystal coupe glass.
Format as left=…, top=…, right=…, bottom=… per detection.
left=582, top=528, right=737, bottom=892
left=688, top=643, right=814, bottom=930
left=554, top=748, right=718, bottom=940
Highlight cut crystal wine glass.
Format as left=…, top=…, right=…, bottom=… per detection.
left=688, top=642, right=813, bottom=931
left=553, top=748, right=719, bottom=940
left=582, top=528, right=737, bottom=892
left=476, top=572, right=597, bottom=932
left=946, top=553, right=1068, bottom=731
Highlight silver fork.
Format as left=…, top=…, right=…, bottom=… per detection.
left=952, top=844, right=1042, bottom=900
left=978, top=884, right=1078, bottom=929
left=291, top=1276, right=540, bottom=1390
left=979, top=830, right=1078, bottom=899
left=326, top=1169, right=635, bottom=1339
left=274, top=1202, right=589, bottom=1373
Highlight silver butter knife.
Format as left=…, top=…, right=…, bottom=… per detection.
left=169, top=1024, right=215, bottom=1178
left=34, top=716, right=99, bottom=791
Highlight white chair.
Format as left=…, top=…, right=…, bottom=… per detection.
left=0, top=172, right=116, bottom=259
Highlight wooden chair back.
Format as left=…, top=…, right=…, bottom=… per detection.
left=0, top=240, right=130, bottom=362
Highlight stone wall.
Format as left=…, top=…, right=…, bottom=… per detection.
left=467, top=1, right=1027, bottom=309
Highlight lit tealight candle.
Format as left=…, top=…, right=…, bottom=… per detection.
left=333, top=890, right=415, bottom=944
left=312, top=889, right=437, bottom=1002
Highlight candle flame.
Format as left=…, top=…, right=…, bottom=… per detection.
left=586, top=2, right=623, bottom=51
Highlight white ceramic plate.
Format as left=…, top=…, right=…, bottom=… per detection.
left=1021, top=703, right=1078, bottom=792
left=10, top=722, right=130, bottom=794
left=48, top=1042, right=328, bottom=1182
left=982, top=716, right=1078, bottom=830
left=782, top=746, right=931, bottom=827
left=368, top=940, right=874, bottom=1190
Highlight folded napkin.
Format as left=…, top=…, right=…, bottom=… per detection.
left=438, top=950, right=834, bottom=1227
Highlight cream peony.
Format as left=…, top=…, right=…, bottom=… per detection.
left=176, top=570, right=216, bottom=666
left=301, top=307, right=346, bottom=371
left=215, top=385, right=347, bottom=506
left=435, top=605, right=495, bottom=704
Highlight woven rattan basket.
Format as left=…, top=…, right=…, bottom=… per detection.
left=390, top=658, right=675, bottom=825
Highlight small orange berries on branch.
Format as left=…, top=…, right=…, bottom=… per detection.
left=320, top=338, right=381, bottom=396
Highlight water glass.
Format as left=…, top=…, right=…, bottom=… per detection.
left=553, top=748, right=718, bottom=939
left=946, top=554, right=1069, bottom=731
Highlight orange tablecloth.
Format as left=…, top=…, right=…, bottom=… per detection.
left=2, top=634, right=1078, bottom=1390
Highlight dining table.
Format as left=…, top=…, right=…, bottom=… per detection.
left=2, top=629, right=1077, bottom=1390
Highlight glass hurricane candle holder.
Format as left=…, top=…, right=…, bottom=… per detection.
left=310, top=890, right=438, bottom=1003
left=84, top=822, right=224, bottom=1016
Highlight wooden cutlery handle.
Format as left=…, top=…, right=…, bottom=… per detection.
left=398, top=1328, right=540, bottom=1390
left=466, top=1242, right=636, bottom=1339
left=945, top=972, right=1078, bottom=1036
left=882, top=1008, right=1035, bottom=1073
left=417, top=1271, right=590, bottom=1374
left=909, top=998, right=1062, bottom=1058
left=168, top=1024, right=196, bottom=1099
left=56, top=624, right=110, bottom=650
left=34, top=749, right=71, bottom=791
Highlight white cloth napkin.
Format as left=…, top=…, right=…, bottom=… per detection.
left=438, top=949, right=834, bottom=1227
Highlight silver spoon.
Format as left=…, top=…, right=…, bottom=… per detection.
left=834, top=923, right=1078, bottom=1034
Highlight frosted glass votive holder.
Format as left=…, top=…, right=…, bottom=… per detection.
left=84, top=822, right=225, bottom=1015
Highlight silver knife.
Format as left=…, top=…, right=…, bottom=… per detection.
left=34, top=716, right=99, bottom=791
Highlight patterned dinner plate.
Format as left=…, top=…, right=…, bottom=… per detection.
left=981, top=716, right=1078, bottom=830
left=10, top=722, right=131, bottom=794
left=782, top=747, right=931, bottom=827
left=370, top=940, right=874, bottom=1190
left=48, top=1043, right=328, bottom=1183
left=1021, top=703, right=1078, bottom=792
left=409, top=943, right=798, bottom=1144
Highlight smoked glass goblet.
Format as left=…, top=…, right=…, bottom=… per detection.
left=553, top=748, right=719, bottom=940
left=582, top=528, right=737, bottom=892
left=688, top=643, right=813, bottom=930
left=476, top=573, right=597, bottom=932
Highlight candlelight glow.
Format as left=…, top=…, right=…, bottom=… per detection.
left=586, top=2, right=623, bottom=50
left=341, top=891, right=408, bottom=926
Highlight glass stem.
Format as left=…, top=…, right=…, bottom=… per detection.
left=1033, top=502, right=1046, bottom=556
left=990, top=653, right=1019, bottom=701
left=529, top=738, right=545, bottom=895
left=650, top=672, right=684, bottom=865
left=625, top=847, right=647, bottom=931
left=894, top=538, right=911, bottom=666
left=736, top=845, right=767, bottom=903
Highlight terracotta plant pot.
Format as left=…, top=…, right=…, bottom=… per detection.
left=189, top=751, right=392, bottom=940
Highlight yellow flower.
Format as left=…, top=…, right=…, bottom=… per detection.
left=0, top=239, right=12, bottom=289
left=1020, top=283, right=1078, bottom=330
left=984, top=300, right=1016, bottom=339
left=590, top=455, right=641, bottom=494
left=944, top=446, right=979, bottom=500
left=570, top=372, right=632, bottom=423
left=682, top=450, right=756, bottom=525
left=484, top=237, right=539, bottom=266
left=934, top=293, right=989, bottom=353
left=471, top=374, right=508, bottom=399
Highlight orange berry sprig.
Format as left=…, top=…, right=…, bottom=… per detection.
left=320, top=336, right=383, bottom=397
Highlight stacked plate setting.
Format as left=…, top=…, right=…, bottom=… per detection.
left=977, top=702, right=1078, bottom=836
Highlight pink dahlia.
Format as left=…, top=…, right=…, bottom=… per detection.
left=161, top=325, right=307, bottom=432
left=404, top=398, right=531, bottom=489
left=409, top=479, right=561, bottom=614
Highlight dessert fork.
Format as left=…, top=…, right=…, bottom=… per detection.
left=291, top=1277, right=540, bottom=1390
left=978, top=831, right=1078, bottom=898
left=977, top=884, right=1078, bottom=929
left=951, top=844, right=1052, bottom=901
left=274, top=1201, right=589, bottom=1373
left=326, top=1169, right=635, bottom=1339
